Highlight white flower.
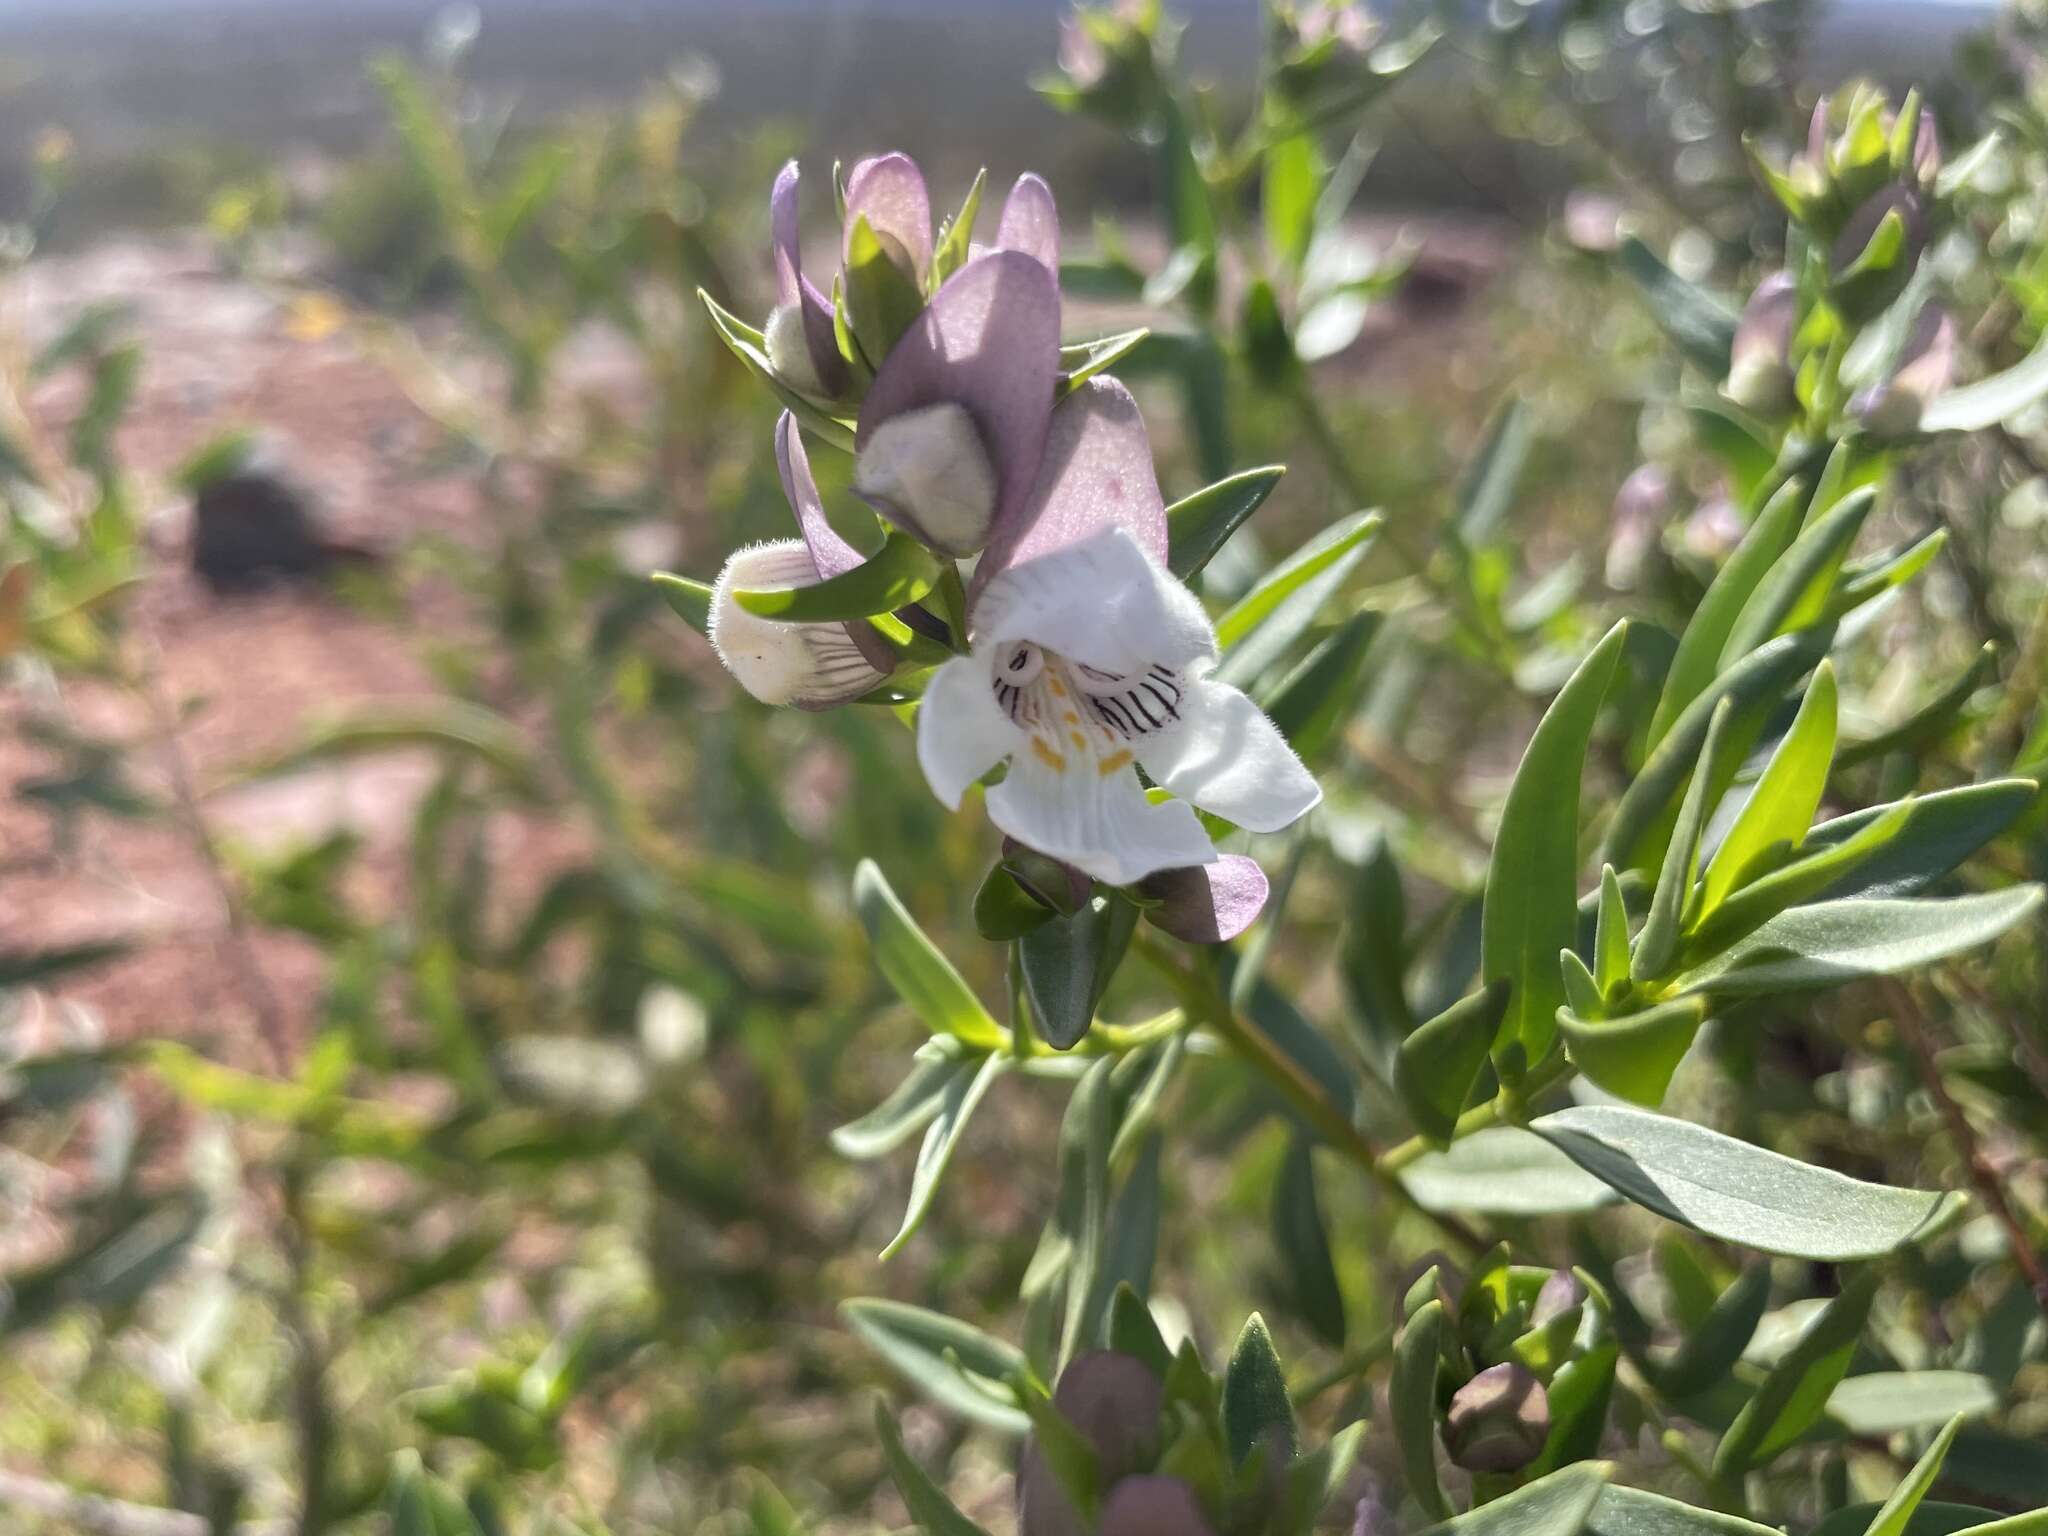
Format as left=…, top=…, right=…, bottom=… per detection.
left=709, top=541, right=890, bottom=708
left=917, top=527, right=1320, bottom=885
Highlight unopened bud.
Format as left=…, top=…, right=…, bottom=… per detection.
left=1530, top=1270, right=1587, bottom=1328
left=1444, top=1363, right=1550, bottom=1474
left=1606, top=464, right=1671, bottom=591
left=763, top=303, right=822, bottom=395
left=1726, top=273, right=1797, bottom=419
left=708, top=541, right=888, bottom=708
left=1851, top=307, right=1956, bottom=438
left=855, top=401, right=998, bottom=555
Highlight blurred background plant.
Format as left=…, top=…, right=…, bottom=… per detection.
left=3, top=1, right=2048, bottom=1534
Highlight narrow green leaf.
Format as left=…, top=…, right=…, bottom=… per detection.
left=1273, top=1136, right=1346, bottom=1347
left=1594, top=865, right=1631, bottom=997
left=1811, top=1506, right=2017, bottom=1536
left=1261, top=609, right=1383, bottom=759
left=1617, top=236, right=1739, bottom=375
left=1455, top=397, right=1533, bottom=545
left=874, top=1401, right=997, bottom=1535
left=1534, top=1106, right=1968, bottom=1260
left=1215, top=512, right=1382, bottom=685
left=1719, top=490, right=1873, bottom=669
left=1562, top=948, right=1603, bottom=1018
left=1648, top=474, right=1810, bottom=747
left=1633, top=699, right=1734, bottom=984
left=1057, top=1059, right=1115, bottom=1369
left=1826, top=531, right=1947, bottom=622
left=1057, top=327, right=1152, bottom=396
left=842, top=1298, right=1030, bottom=1434
left=882, top=1052, right=1008, bottom=1259
left=1603, top=626, right=1833, bottom=873
left=1557, top=997, right=1709, bottom=1108
left=1675, top=888, right=2044, bottom=998
left=1166, top=465, right=1286, bottom=579
left=1222, top=1313, right=1295, bottom=1469
left=1921, top=330, right=2048, bottom=433
left=1482, top=622, right=1630, bottom=1061
left=1420, top=1462, right=1611, bottom=1536
left=1698, top=661, right=1838, bottom=915
left=1392, top=1300, right=1451, bottom=1521
left=1651, top=1263, right=1772, bottom=1398
left=854, top=860, right=1006, bottom=1049
left=1714, top=1270, right=1878, bottom=1478
left=1262, top=131, right=1323, bottom=272
left=1804, top=780, right=2036, bottom=901
left=1829, top=1374, right=1998, bottom=1438
left=698, top=288, right=857, bottom=450
left=931, top=167, right=987, bottom=286
left=1395, top=980, right=1510, bottom=1146
left=1837, top=643, right=1994, bottom=769
left=651, top=571, right=713, bottom=635
left=734, top=529, right=940, bottom=622
left=1587, top=1484, right=1784, bottom=1536
left=1683, top=799, right=1914, bottom=961
left=831, top=1041, right=970, bottom=1160
left=1531, top=1343, right=1619, bottom=1475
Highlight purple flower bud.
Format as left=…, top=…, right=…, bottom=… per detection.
left=1530, top=1269, right=1586, bottom=1328
left=844, top=153, right=933, bottom=291
left=1017, top=1353, right=1166, bottom=1536
left=768, top=161, right=849, bottom=398
left=1443, top=1363, right=1550, bottom=1474
left=1098, top=1477, right=1216, bottom=1536
left=1138, top=855, right=1269, bottom=944
left=1606, top=463, right=1671, bottom=591
left=1851, top=306, right=1957, bottom=437
left=1726, top=272, right=1798, bottom=419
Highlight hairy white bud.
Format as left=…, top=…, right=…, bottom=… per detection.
left=708, top=541, right=887, bottom=707
left=854, top=401, right=998, bottom=555
left=763, top=303, right=822, bottom=395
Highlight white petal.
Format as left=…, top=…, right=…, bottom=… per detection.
left=973, top=527, right=1215, bottom=674
left=1135, top=674, right=1321, bottom=833
left=709, top=541, right=889, bottom=708
left=987, top=749, right=1216, bottom=887
left=917, top=655, right=1019, bottom=809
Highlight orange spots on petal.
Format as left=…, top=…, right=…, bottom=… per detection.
left=1064, top=710, right=1080, bottom=724
left=1098, top=749, right=1133, bottom=776
left=1048, top=676, right=1066, bottom=697
left=1069, top=731, right=1088, bottom=748
left=1031, top=737, right=1068, bottom=773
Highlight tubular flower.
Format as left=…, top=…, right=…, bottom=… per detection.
left=917, top=379, right=1319, bottom=887
left=707, top=414, right=895, bottom=709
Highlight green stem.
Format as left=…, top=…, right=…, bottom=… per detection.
left=1380, top=1051, right=1577, bottom=1174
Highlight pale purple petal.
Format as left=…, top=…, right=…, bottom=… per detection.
left=1098, top=1478, right=1217, bottom=1536
left=844, top=152, right=933, bottom=283
left=996, top=172, right=1060, bottom=272
left=774, top=412, right=895, bottom=674
left=857, top=250, right=1060, bottom=553
left=972, top=376, right=1169, bottom=608
left=1018, top=1353, right=1166, bottom=1536
left=770, top=161, right=848, bottom=394
left=1851, top=306, right=1957, bottom=435
left=1141, top=855, right=1268, bottom=943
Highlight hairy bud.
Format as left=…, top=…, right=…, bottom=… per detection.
left=1443, top=1363, right=1550, bottom=1474
left=763, top=303, right=823, bottom=396
left=708, top=542, right=888, bottom=708
left=855, top=401, right=999, bottom=555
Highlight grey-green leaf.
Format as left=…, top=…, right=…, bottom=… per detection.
left=1166, top=465, right=1286, bottom=578
left=1534, top=1105, right=1967, bottom=1260
left=854, top=861, right=1007, bottom=1049
left=1399, top=1127, right=1618, bottom=1216
left=842, top=1298, right=1031, bottom=1434
left=1221, top=1312, right=1296, bottom=1468
left=882, top=1053, right=1009, bottom=1259
left=1420, top=1462, right=1611, bottom=1536
left=1395, top=980, right=1511, bottom=1146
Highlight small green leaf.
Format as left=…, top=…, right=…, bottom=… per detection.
left=1557, top=996, right=1709, bottom=1108
left=931, top=167, right=987, bottom=286
left=842, top=1297, right=1030, bottom=1434
left=1058, top=327, right=1152, bottom=395
left=854, top=861, right=1006, bottom=1049
left=1676, top=888, right=2043, bottom=998
left=973, top=863, right=1055, bottom=941
left=1650, top=1263, right=1772, bottom=1398
left=698, top=288, right=857, bottom=450
left=1395, top=980, right=1510, bottom=1146
left=1454, top=397, right=1534, bottom=545
left=1648, top=475, right=1808, bottom=748
left=1019, top=894, right=1137, bottom=1051
left=882, top=1053, right=1008, bottom=1259
left=1222, top=1313, right=1295, bottom=1469
left=1594, top=865, right=1631, bottom=997
left=1683, top=799, right=1914, bottom=961
left=1392, top=1300, right=1451, bottom=1521
left=1164, top=467, right=1285, bottom=581
left=733, top=529, right=941, bottom=623
left=1828, top=1374, right=1998, bottom=1438
left=1215, top=511, right=1381, bottom=683
left=1826, top=531, right=1947, bottom=621
left=1837, top=643, right=1994, bottom=769
left=1261, top=609, right=1382, bottom=759
left=1810, top=1507, right=2018, bottom=1536
left=1420, top=1462, right=1611, bottom=1536
left=1618, top=236, right=1739, bottom=375
left=831, top=1041, right=970, bottom=1161
left=651, top=571, right=714, bottom=636
left=1633, top=699, right=1735, bottom=984
left=845, top=213, right=928, bottom=368
left=1697, top=661, right=1838, bottom=916
left=1534, top=1106, right=1968, bottom=1259
left=1482, top=621, right=1630, bottom=1062
left=1531, top=1343, right=1618, bottom=1475
left=1719, top=490, right=1873, bottom=668
left=1715, top=1270, right=1878, bottom=1478
left=1273, top=1136, right=1345, bottom=1347
left=874, top=1401, right=997, bottom=1535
